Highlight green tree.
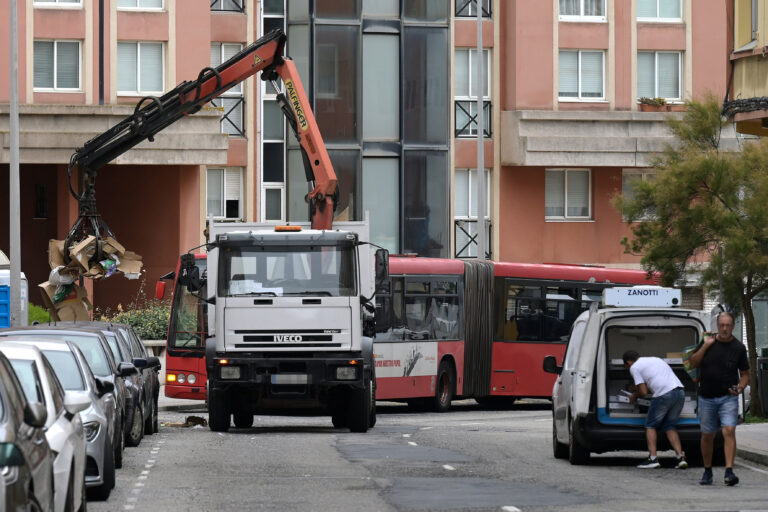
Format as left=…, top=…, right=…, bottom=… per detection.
left=615, top=96, right=768, bottom=417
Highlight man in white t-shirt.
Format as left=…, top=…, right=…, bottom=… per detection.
left=623, top=350, right=687, bottom=469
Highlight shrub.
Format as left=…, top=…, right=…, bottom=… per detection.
left=106, top=299, right=170, bottom=340
left=28, top=303, right=52, bottom=325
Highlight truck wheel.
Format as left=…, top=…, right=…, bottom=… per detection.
left=568, top=415, right=590, bottom=465
left=233, top=409, right=253, bottom=429
left=552, top=414, right=567, bottom=459
left=208, top=389, right=230, bottom=432
left=348, top=377, right=372, bottom=433
left=431, top=360, right=454, bottom=412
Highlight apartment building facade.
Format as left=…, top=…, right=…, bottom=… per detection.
left=0, top=0, right=735, bottom=310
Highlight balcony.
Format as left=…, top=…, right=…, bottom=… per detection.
left=455, top=218, right=491, bottom=259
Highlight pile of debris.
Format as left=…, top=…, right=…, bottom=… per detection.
left=39, top=236, right=143, bottom=321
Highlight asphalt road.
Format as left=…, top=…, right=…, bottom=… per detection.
left=89, top=400, right=768, bottom=512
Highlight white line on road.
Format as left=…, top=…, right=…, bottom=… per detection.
left=403, top=434, right=411, bottom=438
left=408, top=441, right=418, bottom=446
left=420, top=426, right=433, bottom=430
left=442, top=465, right=455, bottom=471
left=735, top=460, right=768, bottom=476
left=460, top=422, right=483, bottom=426
left=501, top=506, right=521, bottom=512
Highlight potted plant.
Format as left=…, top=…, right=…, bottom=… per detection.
left=639, top=97, right=668, bottom=112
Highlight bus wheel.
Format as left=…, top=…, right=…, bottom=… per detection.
left=208, top=389, right=230, bottom=432
left=431, top=360, right=455, bottom=413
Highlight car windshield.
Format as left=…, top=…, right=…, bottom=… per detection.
left=103, top=332, right=125, bottom=363
left=219, top=245, right=357, bottom=297
left=9, top=359, right=44, bottom=404
left=43, top=350, right=85, bottom=391
left=15, top=334, right=112, bottom=377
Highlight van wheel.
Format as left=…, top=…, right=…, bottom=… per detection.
left=552, top=415, right=567, bottom=459
left=431, top=360, right=454, bottom=412
left=568, top=415, right=590, bottom=465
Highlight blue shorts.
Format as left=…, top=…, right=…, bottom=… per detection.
left=698, top=395, right=739, bottom=434
left=645, top=388, right=685, bottom=432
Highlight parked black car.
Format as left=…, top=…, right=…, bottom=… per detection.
left=0, top=350, right=54, bottom=512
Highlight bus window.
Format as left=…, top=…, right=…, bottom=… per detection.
left=504, top=284, right=544, bottom=341
left=543, top=287, right=581, bottom=341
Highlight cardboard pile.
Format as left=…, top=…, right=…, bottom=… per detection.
left=38, top=236, right=144, bottom=321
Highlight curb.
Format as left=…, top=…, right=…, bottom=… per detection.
left=158, top=401, right=207, bottom=413
left=737, top=447, right=768, bottom=468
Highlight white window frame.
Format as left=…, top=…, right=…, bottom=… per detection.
left=558, top=50, right=605, bottom=101
left=116, top=0, right=164, bottom=11
left=637, top=0, right=682, bottom=23
left=454, top=48, right=491, bottom=138
left=207, top=167, right=244, bottom=221
left=33, top=0, right=82, bottom=8
left=33, top=40, right=81, bottom=92
left=545, top=168, right=592, bottom=221
left=454, top=168, right=491, bottom=221
left=117, top=41, right=165, bottom=96
left=637, top=51, right=682, bottom=103
left=261, top=186, right=285, bottom=223
left=558, top=0, right=606, bottom=22
left=621, top=169, right=657, bottom=221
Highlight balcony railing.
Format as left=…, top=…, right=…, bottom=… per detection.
left=455, top=100, right=492, bottom=138
left=211, top=96, right=245, bottom=137
left=455, top=0, right=492, bottom=18
left=455, top=218, right=492, bottom=259
left=211, top=0, right=244, bottom=13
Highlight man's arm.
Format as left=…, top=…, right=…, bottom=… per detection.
left=687, top=335, right=714, bottom=369
left=630, top=383, right=649, bottom=403
left=730, top=369, right=750, bottom=395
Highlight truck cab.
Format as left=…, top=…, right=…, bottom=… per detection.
left=543, top=286, right=709, bottom=464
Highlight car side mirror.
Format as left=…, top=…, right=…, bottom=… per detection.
left=95, top=378, right=115, bottom=398
left=132, top=357, right=148, bottom=369
left=543, top=355, right=562, bottom=375
left=155, top=280, right=166, bottom=300
left=118, top=362, right=139, bottom=377
left=147, top=356, right=162, bottom=370
left=64, top=391, right=91, bottom=415
left=23, top=401, right=47, bottom=428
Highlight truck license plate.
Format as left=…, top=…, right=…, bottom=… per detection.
left=271, top=374, right=308, bottom=385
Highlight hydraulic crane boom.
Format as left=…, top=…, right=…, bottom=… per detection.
left=66, top=29, right=337, bottom=265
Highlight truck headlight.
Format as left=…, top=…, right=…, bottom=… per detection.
left=221, top=366, right=241, bottom=380
left=83, top=421, right=100, bottom=442
left=187, top=374, right=197, bottom=384
left=336, top=367, right=357, bottom=380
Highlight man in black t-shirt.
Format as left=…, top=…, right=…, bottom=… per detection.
left=688, top=311, right=750, bottom=486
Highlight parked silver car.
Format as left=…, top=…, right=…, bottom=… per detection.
left=7, top=338, right=117, bottom=500
left=0, top=350, right=54, bottom=512
left=0, top=343, right=89, bottom=512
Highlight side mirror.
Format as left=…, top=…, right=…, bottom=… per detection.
left=64, top=390, right=91, bottom=415
left=132, top=357, right=148, bottom=369
left=155, top=280, right=166, bottom=300
left=23, top=401, right=48, bottom=428
left=147, top=356, right=162, bottom=370
left=118, top=362, right=139, bottom=377
left=179, top=254, right=202, bottom=293
left=543, top=355, right=562, bottom=375
left=95, top=378, right=115, bottom=398
left=374, top=248, right=389, bottom=291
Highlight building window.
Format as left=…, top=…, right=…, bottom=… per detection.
left=622, top=169, right=656, bottom=220
left=211, top=0, right=244, bottom=13
left=559, top=50, right=604, bottom=100
left=559, top=0, right=606, bottom=21
left=117, top=0, right=162, bottom=9
left=207, top=168, right=243, bottom=220
left=33, top=40, right=80, bottom=90
left=637, top=51, right=681, bottom=102
left=545, top=169, right=591, bottom=219
left=34, top=0, right=82, bottom=7
left=211, top=43, right=245, bottom=136
left=455, top=48, right=491, bottom=138
left=637, top=0, right=681, bottom=21
left=117, top=42, right=164, bottom=95
left=734, top=0, right=759, bottom=51
left=454, top=169, right=490, bottom=258
left=455, top=0, right=491, bottom=18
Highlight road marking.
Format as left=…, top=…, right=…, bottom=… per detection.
left=134, top=482, right=145, bottom=487
left=501, top=507, right=521, bottom=512
left=403, top=434, right=411, bottom=438
left=442, top=465, right=455, bottom=471
left=461, top=422, right=483, bottom=426
left=420, top=426, right=433, bottom=430
left=408, top=441, right=418, bottom=446
left=141, top=470, right=150, bottom=475
left=735, top=460, right=768, bottom=476
left=123, top=506, right=135, bottom=511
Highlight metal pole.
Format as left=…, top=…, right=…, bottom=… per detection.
left=475, top=0, right=486, bottom=260
left=9, top=0, right=21, bottom=326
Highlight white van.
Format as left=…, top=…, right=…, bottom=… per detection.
left=543, top=286, right=709, bottom=465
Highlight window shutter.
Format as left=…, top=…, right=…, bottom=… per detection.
left=637, top=0, right=656, bottom=17
left=34, top=41, right=54, bottom=89
left=117, top=0, right=137, bottom=7
left=454, top=170, right=469, bottom=217
left=566, top=170, right=589, bottom=217
left=659, top=0, right=681, bottom=18
left=584, top=0, right=604, bottom=16
left=117, top=42, right=138, bottom=92
left=580, top=52, right=603, bottom=98
left=207, top=169, right=223, bottom=218
left=140, top=42, right=163, bottom=92
left=545, top=170, right=565, bottom=217
left=56, top=42, right=79, bottom=89
left=559, top=0, right=579, bottom=16
left=637, top=52, right=655, bottom=98
left=658, top=52, right=680, bottom=99
left=223, top=44, right=243, bottom=93
left=455, top=49, right=469, bottom=97
left=141, top=0, right=163, bottom=7
left=210, top=43, right=221, bottom=67
left=225, top=169, right=241, bottom=201
left=558, top=51, right=578, bottom=97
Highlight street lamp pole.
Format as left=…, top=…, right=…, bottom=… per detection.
left=9, top=0, right=21, bottom=326
left=475, top=0, right=486, bottom=260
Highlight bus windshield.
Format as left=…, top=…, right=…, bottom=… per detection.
left=169, top=259, right=207, bottom=351
left=218, top=245, right=357, bottom=298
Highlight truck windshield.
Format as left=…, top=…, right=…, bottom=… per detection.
left=219, top=245, right=356, bottom=297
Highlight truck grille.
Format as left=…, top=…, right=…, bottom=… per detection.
left=233, top=329, right=342, bottom=348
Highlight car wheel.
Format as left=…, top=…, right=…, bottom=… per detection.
left=113, top=421, right=123, bottom=469
left=87, top=436, right=114, bottom=501
left=153, top=396, right=159, bottom=433
left=144, top=398, right=155, bottom=435
left=126, top=406, right=144, bottom=447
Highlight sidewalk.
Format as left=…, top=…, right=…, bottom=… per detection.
left=736, top=423, right=768, bottom=467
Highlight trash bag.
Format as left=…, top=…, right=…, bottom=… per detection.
left=49, top=266, right=75, bottom=287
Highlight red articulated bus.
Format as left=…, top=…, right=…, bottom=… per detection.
left=159, top=254, right=656, bottom=408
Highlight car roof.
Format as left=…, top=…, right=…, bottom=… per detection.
left=1, top=325, right=106, bottom=338
left=0, top=337, right=73, bottom=352
left=0, top=342, right=45, bottom=361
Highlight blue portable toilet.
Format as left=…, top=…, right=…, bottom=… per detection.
left=0, top=251, right=28, bottom=327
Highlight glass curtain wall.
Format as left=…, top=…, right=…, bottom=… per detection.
left=273, top=0, right=449, bottom=256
